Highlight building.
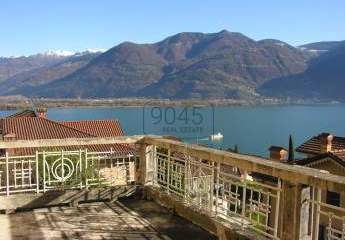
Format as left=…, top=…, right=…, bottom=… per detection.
left=268, top=145, right=288, bottom=162
left=268, top=133, right=345, bottom=239
left=0, top=108, right=135, bottom=185
left=294, top=133, right=345, bottom=238
left=0, top=108, right=133, bottom=155
left=295, top=132, right=345, bottom=172
left=268, top=133, right=345, bottom=175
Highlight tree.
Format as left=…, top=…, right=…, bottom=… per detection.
left=288, top=135, right=295, bottom=162
left=226, top=144, right=239, bottom=153
left=234, top=144, right=239, bottom=153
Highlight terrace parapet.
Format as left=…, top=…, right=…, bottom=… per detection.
left=1, top=135, right=345, bottom=240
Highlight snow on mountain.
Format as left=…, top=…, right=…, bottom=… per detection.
left=298, top=47, right=328, bottom=53
left=41, top=50, right=76, bottom=57
left=85, top=48, right=106, bottom=53
left=275, top=42, right=286, bottom=47
left=40, top=48, right=106, bottom=57
left=1, top=49, right=107, bottom=58
left=74, top=48, right=106, bottom=56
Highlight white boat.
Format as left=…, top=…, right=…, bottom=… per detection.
left=209, top=132, right=223, bottom=141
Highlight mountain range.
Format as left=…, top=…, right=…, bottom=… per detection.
left=259, top=41, right=345, bottom=101
left=0, top=52, right=101, bottom=96
left=0, top=31, right=343, bottom=101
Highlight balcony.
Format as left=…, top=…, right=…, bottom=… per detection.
left=0, top=135, right=345, bottom=240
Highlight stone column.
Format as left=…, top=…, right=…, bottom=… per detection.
left=137, top=144, right=156, bottom=185
left=299, top=187, right=311, bottom=240
left=279, top=181, right=304, bottom=240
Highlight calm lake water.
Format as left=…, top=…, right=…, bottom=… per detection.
left=1, top=104, right=345, bottom=158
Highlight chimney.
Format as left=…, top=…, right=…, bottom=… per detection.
left=36, top=107, right=47, bottom=118
left=269, top=146, right=288, bottom=161
left=320, top=133, right=333, bottom=153
left=2, top=133, right=16, bottom=155
left=3, top=133, right=16, bottom=141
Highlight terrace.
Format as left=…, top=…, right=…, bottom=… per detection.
left=0, top=135, right=345, bottom=240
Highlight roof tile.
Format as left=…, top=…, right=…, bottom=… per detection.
left=61, top=120, right=124, bottom=137
left=1, top=112, right=134, bottom=156
left=296, top=133, right=345, bottom=154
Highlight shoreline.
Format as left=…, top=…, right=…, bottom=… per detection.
left=0, top=97, right=342, bottom=110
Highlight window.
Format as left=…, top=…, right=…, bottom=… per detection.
left=326, top=191, right=340, bottom=206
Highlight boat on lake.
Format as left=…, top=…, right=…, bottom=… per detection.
left=209, top=132, right=223, bottom=141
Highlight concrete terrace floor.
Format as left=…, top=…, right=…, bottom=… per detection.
left=0, top=198, right=216, bottom=240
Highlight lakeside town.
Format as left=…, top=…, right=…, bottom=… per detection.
left=0, top=96, right=284, bottom=110
left=1, top=95, right=341, bottom=111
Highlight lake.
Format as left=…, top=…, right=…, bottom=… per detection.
left=1, top=104, right=345, bottom=158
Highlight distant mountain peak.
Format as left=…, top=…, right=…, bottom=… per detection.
left=1, top=31, right=342, bottom=101
left=12, top=31, right=309, bottom=99
left=40, top=50, right=76, bottom=57
left=218, top=29, right=231, bottom=34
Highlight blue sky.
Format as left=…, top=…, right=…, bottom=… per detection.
left=1, top=0, right=345, bottom=56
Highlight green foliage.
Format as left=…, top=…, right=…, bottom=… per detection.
left=37, top=149, right=106, bottom=190
left=226, top=145, right=239, bottom=153
left=288, top=135, right=295, bottom=162
left=251, top=212, right=267, bottom=232
left=234, top=145, right=239, bottom=153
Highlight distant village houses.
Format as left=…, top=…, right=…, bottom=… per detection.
left=269, top=132, right=345, bottom=179
left=269, top=132, right=345, bottom=238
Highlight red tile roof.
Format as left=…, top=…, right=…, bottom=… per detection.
left=0, top=112, right=134, bottom=156
left=294, top=132, right=345, bottom=168
left=1, top=117, right=91, bottom=140
left=61, top=120, right=124, bottom=137
left=6, top=109, right=37, bottom=118
left=296, top=133, right=345, bottom=155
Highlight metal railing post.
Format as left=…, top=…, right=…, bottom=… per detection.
left=5, top=151, right=9, bottom=196
left=210, top=161, right=215, bottom=213
left=20, top=159, right=24, bottom=189
left=198, top=158, right=202, bottom=209
left=110, top=148, right=114, bottom=184
left=97, top=155, right=101, bottom=187
left=153, top=145, right=157, bottom=186
left=28, top=158, right=32, bottom=187
left=273, top=178, right=281, bottom=238
left=36, top=151, right=39, bottom=193
left=184, top=156, right=187, bottom=201
left=13, top=159, right=16, bottom=189
left=167, top=149, right=171, bottom=194
left=241, top=170, right=248, bottom=218
left=61, top=150, right=64, bottom=188
left=85, top=149, right=88, bottom=189
left=43, top=151, right=46, bottom=192
left=79, top=149, right=82, bottom=189
left=215, top=161, right=220, bottom=215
